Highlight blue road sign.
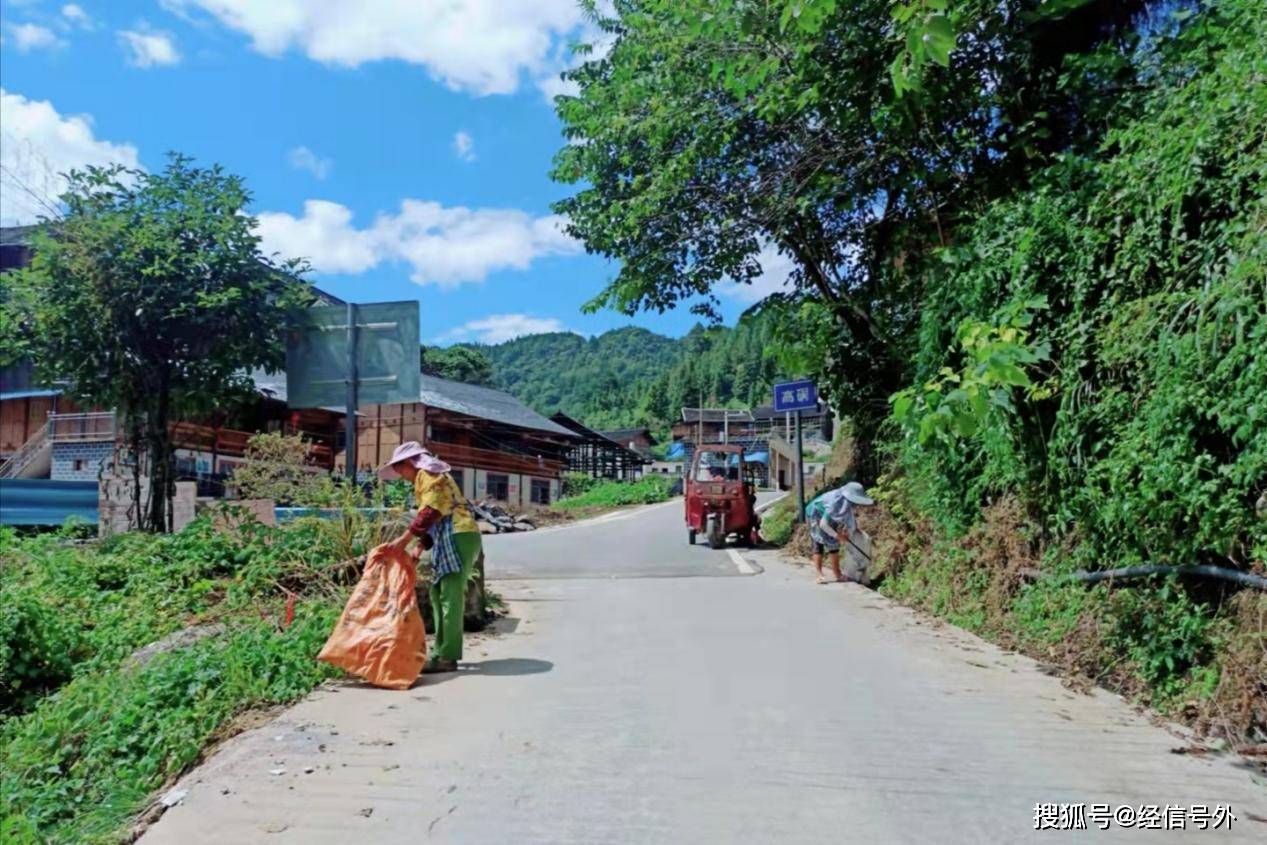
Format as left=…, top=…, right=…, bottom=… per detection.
left=773, top=379, right=818, bottom=413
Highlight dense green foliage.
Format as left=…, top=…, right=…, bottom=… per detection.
left=0, top=519, right=365, bottom=843
left=1, top=154, right=313, bottom=532
left=891, top=2, right=1266, bottom=568
left=554, top=476, right=676, bottom=510
left=421, top=344, right=496, bottom=386
left=472, top=318, right=782, bottom=429
left=554, top=0, right=1266, bottom=727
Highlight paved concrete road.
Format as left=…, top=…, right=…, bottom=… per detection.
left=482, top=493, right=779, bottom=579
left=142, top=500, right=1266, bottom=844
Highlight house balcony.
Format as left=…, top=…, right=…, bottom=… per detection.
left=426, top=441, right=567, bottom=478
left=45, top=412, right=334, bottom=468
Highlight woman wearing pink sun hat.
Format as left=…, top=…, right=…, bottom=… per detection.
left=380, top=441, right=481, bottom=673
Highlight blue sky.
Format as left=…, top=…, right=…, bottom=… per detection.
left=0, top=1, right=781, bottom=345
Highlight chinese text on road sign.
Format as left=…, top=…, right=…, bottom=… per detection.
left=773, top=379, right=818, bottom=413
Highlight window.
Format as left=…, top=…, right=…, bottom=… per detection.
left=486, top=473, right=509, bottom=501
left=73, top=459, right=86, bottom=471
left=694, top=451, right=739, bottom=482
left=450, top=469, right=465, bottom=496
left=530, top=478, right=550, bottom=505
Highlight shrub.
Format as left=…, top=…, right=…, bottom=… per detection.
left=560, top=471, right=600, bottom=498
left=0, top=587, right=86, bottom=716
left=229, top=432, right=340, bottom=506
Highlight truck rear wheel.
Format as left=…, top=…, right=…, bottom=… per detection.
left=706, top=515, right=725, bottom=549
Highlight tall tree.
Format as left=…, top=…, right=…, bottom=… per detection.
left=552, top=0, right=1150, bottom=435
left=9, top=154, right=312, bottom=531
left=421, top=345, right=496, bottom=386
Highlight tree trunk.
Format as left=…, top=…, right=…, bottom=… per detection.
left=143, top=374, right=175, bottom=533
left=128, top=418, right=144, bottom=534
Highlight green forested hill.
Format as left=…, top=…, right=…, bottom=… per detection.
left=471, top=327, right=678, bottom=427
left=467, top=317, right=784, bottom=430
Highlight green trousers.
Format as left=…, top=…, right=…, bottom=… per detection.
left=429, top=532, right=481, bottom=662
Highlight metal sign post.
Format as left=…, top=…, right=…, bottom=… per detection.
left=345, top=302, right=358, bottom=482
left=773, top=379, right=819, bottom=523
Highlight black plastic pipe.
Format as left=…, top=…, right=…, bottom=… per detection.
left=1039, top=564, right=1267, bottom=591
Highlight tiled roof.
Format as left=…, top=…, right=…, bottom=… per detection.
left=751, top=403, right=825, bottom=420
left=681, top=408, right=754, bottom=423
left=601, top=427, right=656, bottom=445
left=421, top=375, right=577, bottom=437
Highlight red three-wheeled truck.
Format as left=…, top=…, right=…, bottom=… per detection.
left=684, top=443, right=761, bottom=549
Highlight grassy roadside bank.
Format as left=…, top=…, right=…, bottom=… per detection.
left=866, top=483, right=1266, bottom=749
left=0, top=515, right=380, bottom=844
left=763, top=435, right=1265, bottom=749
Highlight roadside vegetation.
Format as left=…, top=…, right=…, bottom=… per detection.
left=0, top=515, right=375, bottom=844
left=0, top=439, right=427, bottom=843
left=555, top=475, right=676, bottom=511
left=555, top=0, right=1266, bottom=743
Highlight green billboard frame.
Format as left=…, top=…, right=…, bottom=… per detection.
left=286, top=301, right=420, bottom=477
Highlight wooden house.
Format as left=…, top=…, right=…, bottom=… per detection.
left=346, top=375, right=580, bottom=508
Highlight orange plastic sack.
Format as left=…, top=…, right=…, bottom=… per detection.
left=318, top=543, right=426, bottom=689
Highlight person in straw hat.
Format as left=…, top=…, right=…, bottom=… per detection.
left=381, top=441, right=482, bottom=673
left=805, top=481, right=874, bottom=584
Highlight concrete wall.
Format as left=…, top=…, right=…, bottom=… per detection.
left=50, top=441, right=113, bottom=481
left=98, top=476, right=195, bottom=536
left=466, top=467, right=558, bottom=509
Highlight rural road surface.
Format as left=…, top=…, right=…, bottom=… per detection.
left=142, top=496, right=1266, bottom=843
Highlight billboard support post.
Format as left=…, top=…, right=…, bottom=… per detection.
left=345, top=302, right=359, bottom=483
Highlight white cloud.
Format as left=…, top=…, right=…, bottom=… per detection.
left=0, top=89, right=141, bottom=226
left=256, top=199, right=580, bottom=287
left=439, top=314, right=567, bottom=344
left=452, top=131, right=475, bottom=163
left=286, top=145, right=332, bottom=179
left=7, top=23, right=65, bottom=51
left=536, top=73, right=580, bottom=103
left=535, top=24, right=614, bottom=103
left=118, top=26, right=181, bottom=67
left=718, top=243, right=798, bottom=303
left=61, top=4, right=94, bottom=29
left=166, top=0, right=584, bottom=96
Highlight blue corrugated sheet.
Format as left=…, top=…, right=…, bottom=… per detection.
left=0, top=388, right=62, bottom=401
left=274, top=506, right=391, bottom=523
left=0, top=479, right=98, bottom=526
